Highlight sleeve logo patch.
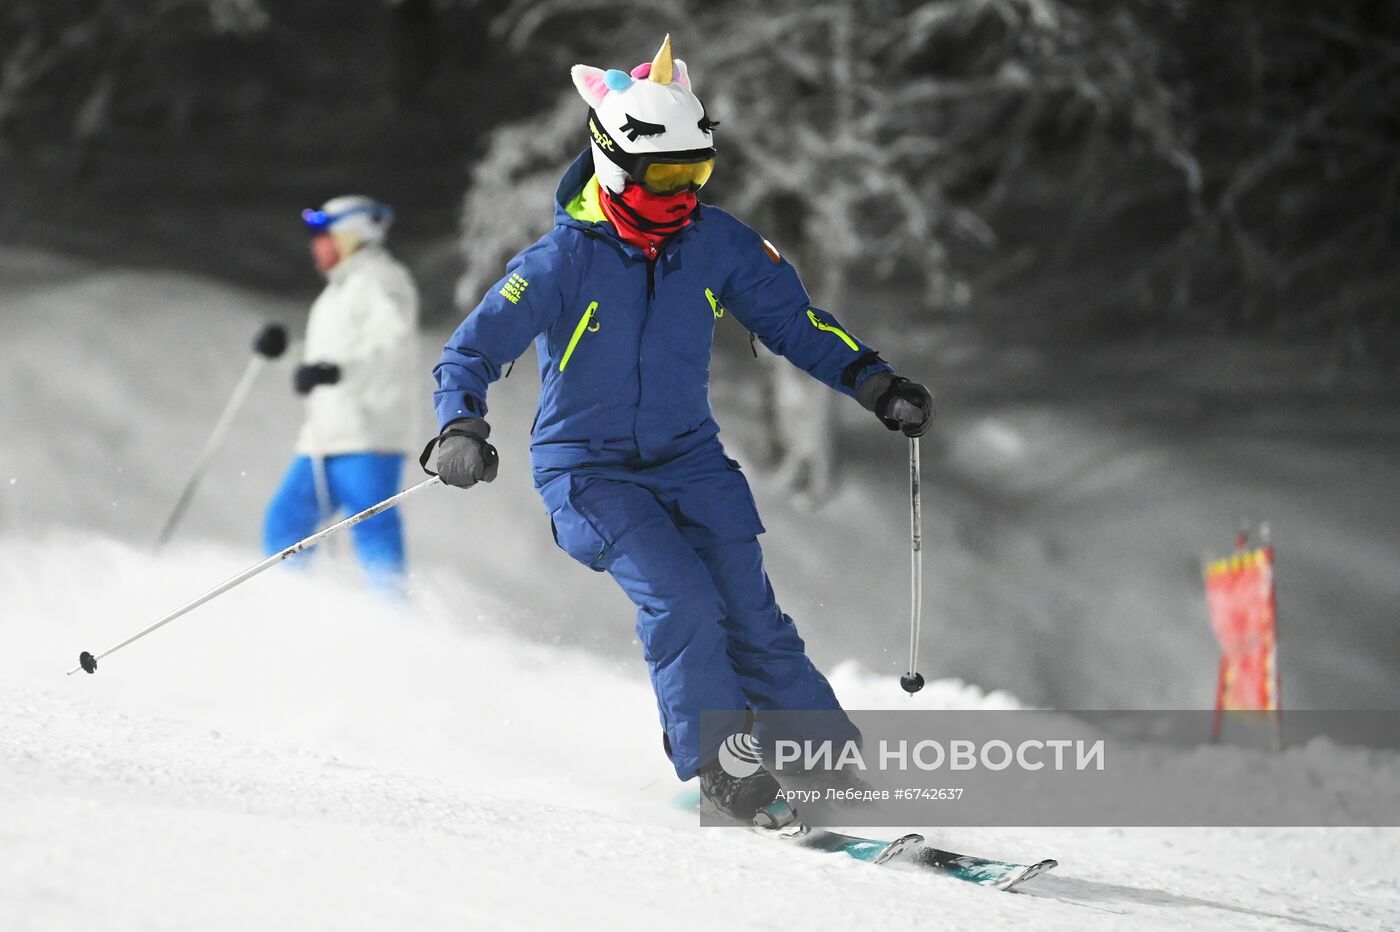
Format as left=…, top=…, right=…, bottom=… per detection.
left=499, top=272, right=529, bottom=304
left=762, top=238, right=782, bottom=263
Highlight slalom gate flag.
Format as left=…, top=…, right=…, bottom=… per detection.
left=1203, top=542, right=1279, bottom=714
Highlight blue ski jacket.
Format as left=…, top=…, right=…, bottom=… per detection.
left=435, top=151, right=892, bottom=471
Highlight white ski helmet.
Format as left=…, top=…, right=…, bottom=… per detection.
left=571, top=35, right=717, bottom=195
left=301, top=195, right=395, bottom=248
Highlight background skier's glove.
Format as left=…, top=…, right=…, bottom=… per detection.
left=436, top=418, right=498, bottom=489
left=857, top=373, right=934, bottom=438
left=252, top=323, right=288, bottom=359
left=293, top=362, right=341, bottom=395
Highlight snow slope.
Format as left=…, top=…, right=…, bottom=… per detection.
left=4, top=538, right=1399, bottom=932
left=3, top=252, right=1399, bottom=929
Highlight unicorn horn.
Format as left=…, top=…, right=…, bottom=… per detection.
left=650, top=34, right=674, bottom=84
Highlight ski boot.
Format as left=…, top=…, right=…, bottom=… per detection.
left=697, top=758, right=781, bottom=822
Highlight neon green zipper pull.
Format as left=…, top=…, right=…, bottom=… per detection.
left=807, top=308, right=859, bottom=351
left=705, top=288, right=726, bottom=319
left=560, top=301, right=599, bottom=372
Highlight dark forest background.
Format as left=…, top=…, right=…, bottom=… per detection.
left=3, top=0, right=1400, bottom=367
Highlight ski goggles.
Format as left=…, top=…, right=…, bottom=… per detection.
left=638, top=158, right=714, bottom=196
left=300, top=203, right=393, bottom=235
left=588, top=112, right=715, bottom=195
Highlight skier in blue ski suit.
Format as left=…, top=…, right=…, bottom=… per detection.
left=433, top=38, right=932, bottom=818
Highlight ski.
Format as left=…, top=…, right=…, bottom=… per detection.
left=685, top=793, right=1057, bottom=892
left=792, top=827, right=1057, bottom=891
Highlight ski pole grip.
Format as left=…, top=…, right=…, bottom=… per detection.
left=421, top=427, right=500, bottom=478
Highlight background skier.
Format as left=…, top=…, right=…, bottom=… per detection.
left=264, top=195, right=421, bottom=592
left=432, top=37, right=932, bottom=820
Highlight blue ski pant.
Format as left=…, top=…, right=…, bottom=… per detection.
left=264, top=452, right=406, bottom=589
left=537, top=441, right=845, bottom=780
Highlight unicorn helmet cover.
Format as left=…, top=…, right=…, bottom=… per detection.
left=571, top=35, right=717, bottom=196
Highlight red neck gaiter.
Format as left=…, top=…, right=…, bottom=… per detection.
left=599, top=184, right=698, bottom=257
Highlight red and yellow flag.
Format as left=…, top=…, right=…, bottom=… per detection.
left=1204, top=545, right=1279, bottom=712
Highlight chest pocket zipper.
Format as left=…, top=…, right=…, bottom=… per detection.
left=807, top=308, right=859, bottom=351
left=559, top=301, right=600, bottom=372
left=705, top=288, right=725, bottom=319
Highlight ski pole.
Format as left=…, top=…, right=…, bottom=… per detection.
left=312, top=454, right=333, bottom=524
left=153, top=324, right=288, bottom=551
left=307, top=405, right=339, bottom=553
left=71, top=475, right=441, bottom=675
left=900, top=435, right=925, bottom=695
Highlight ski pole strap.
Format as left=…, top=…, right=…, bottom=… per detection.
left=419, top=435, right=442, bottom=476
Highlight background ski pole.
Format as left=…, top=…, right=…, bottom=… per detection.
left=311, top=452, right=340, bottom=556
left=72, top=475, right=441, bottom=675
left=153, top=323, right=288, bottom=551
left=901, top=435, right=925, bottom=695
left=312, top=454, right=334, bottom=526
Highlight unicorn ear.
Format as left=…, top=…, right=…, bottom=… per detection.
left=571, top=65, right=610, bottom=109
left=673, top=58, right=693, bottom=91
left=603, top=69, right=635, bottom=92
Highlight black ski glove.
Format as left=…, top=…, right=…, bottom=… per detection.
left=436, top=418, right=499, bottom=489
left=252, top=323, right=288, bottom=359
left=857, top=373, right=934, bottom=438
left=294, top=362, right=341, bottom=395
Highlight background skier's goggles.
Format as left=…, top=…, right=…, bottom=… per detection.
left=588, top=111, right=716, bottom=194
left=301, top=204, right=393, bottom=234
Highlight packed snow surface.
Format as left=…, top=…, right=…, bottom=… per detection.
left=4, top=540, right=1398, bottom=931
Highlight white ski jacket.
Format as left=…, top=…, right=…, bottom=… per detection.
left=296, top=246, right=421, bottom=457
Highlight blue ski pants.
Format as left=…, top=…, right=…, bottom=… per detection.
left=537, top=440, right=845, bottom=780
left=264, top=452, right=406, bottom=589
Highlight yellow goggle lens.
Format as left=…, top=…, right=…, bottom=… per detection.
left=641, top=158, right=714, bottom=195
